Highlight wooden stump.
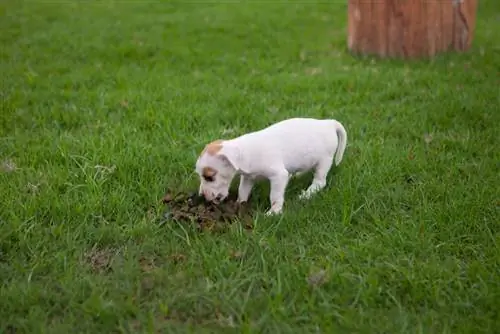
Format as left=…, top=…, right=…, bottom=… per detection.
left=347, top=0, right=478, bottom=58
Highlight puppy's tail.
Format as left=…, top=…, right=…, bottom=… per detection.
left=333, top=120, right=347, bottom=166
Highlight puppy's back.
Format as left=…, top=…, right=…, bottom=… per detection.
left=252, top=118, right=340, bottom=171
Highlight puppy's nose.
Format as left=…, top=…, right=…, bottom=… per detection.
left=215, top=194, right=224, bottom=201
left=201, top=190, right=216, bottom=201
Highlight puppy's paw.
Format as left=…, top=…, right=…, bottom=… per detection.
left=298, top=190, right=312, bottom=200
left=265, top=209, right=281, bottom=216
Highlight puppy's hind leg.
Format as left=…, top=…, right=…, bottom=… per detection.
left=299, top=155, right=334, bottom=200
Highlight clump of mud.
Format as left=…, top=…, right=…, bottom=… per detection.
left=160, top=191, right=254, bottom=232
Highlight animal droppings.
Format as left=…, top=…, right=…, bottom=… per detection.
left=160, top=191, right=254, bottom=232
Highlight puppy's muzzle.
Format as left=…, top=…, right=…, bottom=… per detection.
left=201, top=190, right=225, bottom=202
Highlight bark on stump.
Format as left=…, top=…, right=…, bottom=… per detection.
left=347, top=0, right=478, bottom=58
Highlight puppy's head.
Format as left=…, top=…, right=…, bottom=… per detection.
left=195, top=140, right=243, bottom=202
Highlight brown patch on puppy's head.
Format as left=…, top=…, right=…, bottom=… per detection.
left=196, top=139, right=238, bottom=202
left=202, top=140, right=223, bottom=156
left=202, top=166, right=217, bottom=178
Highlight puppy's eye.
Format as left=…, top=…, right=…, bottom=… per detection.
left=203, top=175, right=215, bottom=182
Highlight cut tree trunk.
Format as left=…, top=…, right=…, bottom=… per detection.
left=347, top=0, right=478, bottom=58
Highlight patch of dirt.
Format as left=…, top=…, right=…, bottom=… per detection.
left=138, top=256, right=156, bottom=272
left=140, top=276, right=156, bottom=293
left=229, top=250, right=244, bottom=260
left=1, top=159, right=17, bottom=173
left=307, top=269, right=329, bottom=287
left=84, top=248, right=114, bottom=273
left=160, top=190, right=254, bottom=232
left=168, top=253, right=187, bottom=264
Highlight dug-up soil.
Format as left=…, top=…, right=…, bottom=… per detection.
left=161, top=191, right=254, bottom=232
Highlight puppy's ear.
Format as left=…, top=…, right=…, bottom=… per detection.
left=217, top=145, right=249, bottom=173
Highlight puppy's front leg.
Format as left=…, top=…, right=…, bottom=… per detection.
left=266, top=169, right=289, bottom=216
left=238, top=175, right=254, bottom=203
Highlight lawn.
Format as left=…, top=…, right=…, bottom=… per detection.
left=1, top=0, right=499, bottom=333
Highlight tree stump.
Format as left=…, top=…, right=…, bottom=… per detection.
left=347, top=0, right=478, bottom=58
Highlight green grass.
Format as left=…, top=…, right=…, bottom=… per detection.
left=1, top=0, right=499, bottom=333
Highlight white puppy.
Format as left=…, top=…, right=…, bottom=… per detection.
left=195, top=117, right=347, bottom=215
